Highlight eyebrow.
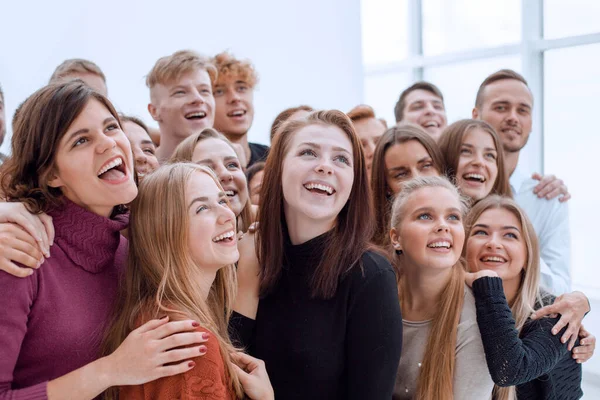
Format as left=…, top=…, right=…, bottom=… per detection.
left=462, top=143, right=497, bottom=152
left=188, top=192, right=226, bottom=209
left=473, top=223, right=520, bottom=231
left=413, top=206, right=461, bottom=214
left=389, top=156, right=432, bottom=172
left=491, top=100, right=532, bottom=110
left=300, top=142, right=352, bottom=155
left=65, top=117, right=117, bottom=144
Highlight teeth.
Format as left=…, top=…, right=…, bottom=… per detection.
left=424, top=122, right=438, bottom=128
left=186, top=112, right=206, bottom=119
left=428, top=241, right=451, bottom=249
left=464, top=173, right=485, bottom=182
left=304, top=182, right=334, bottom=195
left=212, top=230, right=235, bottom=242
left=98, top=158, right=123, bottom=176
left=225, top=190, right=235, bottom=197
left=231, top=110, right=245, bottom=117
left=483, top=256, right=506, bottom=262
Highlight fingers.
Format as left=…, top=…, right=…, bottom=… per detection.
left=531, top=172, right=543, bottom=181
left=156, top=331, right=209, bottom=352
left=531, top=304, right=557, bottom=320
left=156, top=360, right=197, bottom=379
left=135, top=316, right=170, bottom=334
left=542, top=187, right=562, bottom=201
left=536, top=179, right=562, bottom=199
left=0, top=259, right=34, bottom=277
left=566, top=324, right=580, bottom=351
left=4, top=248, right=42, bottom=270
left=573, top=332, right=596, bottom=363
left=532, top=174, right=554, bottom=194
left=39, top=213, right=55, bottom=246
left=550, top=314, right=569, bottom=336
left=9, top=212, right=50, bottom=257
left=559, top=193, right=572, bottom=203
left=149, top=319, right=202, bottom=340
left=231, top=352, right=262, bottom=373
left=159, top=345, right=207, bottom=365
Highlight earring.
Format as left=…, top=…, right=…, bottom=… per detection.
left=395, top=249, right=403, bottom=255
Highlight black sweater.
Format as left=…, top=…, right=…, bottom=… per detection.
left=229, top=233, right=403, bottom=400
left=472, top=277, right=583, bottom=400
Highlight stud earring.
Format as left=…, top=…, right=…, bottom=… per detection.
left=395, top=249, right=403, bottom=255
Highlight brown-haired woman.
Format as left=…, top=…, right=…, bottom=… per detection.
left=438, top=119, right=511, bottom=202
left=170, top=128, right=255, bottom=231
left=231, top=110, right=402, bottom=399
left=0, top=81, right=208, bottom=398
left=119, top=114, right=160, bottom=181
left=370, top=123, right=444, bottom=246
left=389, top=176, right=493, bottom=400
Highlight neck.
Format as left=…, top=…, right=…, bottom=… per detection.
left=503, top=276, right=521, bottom=305
left=401, top=262, right=453, bottom=321
left=155, top=134, right=182, bottom=163
left=195, top=268, right=218, bottom=301
left=504, top=150, right=520, bottom=177
left=285, top=208, right=334, bottom=245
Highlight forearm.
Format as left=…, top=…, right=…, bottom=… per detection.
left=47, top=356, right=113, bottom=400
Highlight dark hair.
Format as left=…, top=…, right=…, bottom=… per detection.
left=438, top=119, right=512, bottom=200
left=119, top=114, right=150, bottom=135
left=246, top=161, right=265, bottom=186
left=258, top=110, right=374, bottom=299
left=0, top=81, right=120, bottom=213
left=269, top=105, right=314, bottom=142
left=394, top=81, right=444, bottom=123
left=370, top=123, right=445, bottom=246
left=475, top=69, right=530, bottom=109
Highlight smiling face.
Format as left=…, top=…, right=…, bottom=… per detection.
left=385, top=140, right=440, bottom=195
left=191, top=138, right=248, bottom=217
left=48, top=99, right=137, bottom=217
left=213, top=77, right=255, bottom=138
left=391, top=186, right=464, bottom=271
left=402, top=89, right=448, bottom=141
left=186, top=171, right=239, bottom=270
left=353, top=117, right=386, bottom=175
left=148, top=69, right=215, bottom=140
left=455, top=128, right=498, bottom=201
left=122, top=120, right=160, bottom=179
left=466, top=207, right=526, bottom=288
left=248, top=169, right=264, bottom=205
left=474, top=79, right=533, bottom=153
left=281, top=124, right=354, bottom=228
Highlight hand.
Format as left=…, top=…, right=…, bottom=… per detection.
left=231, top=352, right=274, bottom=400
left=0, top=202, right=54, bottom=256
left=105, top=317, right=209, bottom=386
left=0, top=223, right=45, bottom=277
left=531, top=291, right=590, bottom=351
left=465, top=270, right=498, bottom=288
left=572, top=325, right=596, bottom=363
left=532, top=173, right=571, bottom=202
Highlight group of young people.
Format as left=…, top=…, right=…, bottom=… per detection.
left=0, top=49, right=595, bottom=399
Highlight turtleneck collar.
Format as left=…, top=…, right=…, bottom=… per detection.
left=283, top=230, right=333, bottom=274
left=48, top=199, right=129, bottom=274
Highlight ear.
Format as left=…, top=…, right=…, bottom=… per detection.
left=47, top=171, right=64, bottom=189
left=390, top=227, right=402, bottom=251
left=148, top=103, right=160, bottom=122
left=472, top=107, right=480, bottom=119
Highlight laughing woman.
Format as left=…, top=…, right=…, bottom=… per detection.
left=0, top=82, right=208, bottom=399
left=231, top=110, right=403, bottom=399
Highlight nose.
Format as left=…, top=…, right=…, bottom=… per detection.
left=189, top=88, right=205, bottom=105
left=485, top=234, right=502, bottom=250
left=97, top=132, right=117, bottom=154
left=228, top=89, right=241, bottom=103
left=436, top=219, right=449, bottom=233
left=217, top=204, right=235, bottom=225
left=216, top=164, right=234, bottom=183
left=315, top=159, right=334, bottom=175
left=506, top=108, right=519, bottom=125
left=132, top=147, right=146, bottom=165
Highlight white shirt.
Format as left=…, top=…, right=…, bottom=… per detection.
left=510, top=168, right=571, bottom=295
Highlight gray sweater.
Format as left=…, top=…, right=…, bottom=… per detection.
left=394, top=286, right=493, bottom=399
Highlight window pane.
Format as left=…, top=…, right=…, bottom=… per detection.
left=364, top=71, right=411, bottom=127
left=544, top=0, right=600, bottom=39
left=544, top=43, right=600, bottom=291
left=361, top=0, right=409, bottom=66
left=424, top=56, right=521, bottom=123
left=423, top=0, right=521, bottom=56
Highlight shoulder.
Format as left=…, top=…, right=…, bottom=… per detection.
left=345, top=250, right=397, bottom=294
left=458, top=287, right=480, bottom=331
left=249, top=142, right=270, bottom=156
left=514, top=178, right=567, bottom=214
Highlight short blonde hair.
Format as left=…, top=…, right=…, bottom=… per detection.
left=49, top=58, right=106, bottom=84
left=146, top=50, right=217, bottom=88
left=212, top=51, right=259, bottom=87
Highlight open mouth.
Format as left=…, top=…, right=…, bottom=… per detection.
left=212, top=230, right=235, bottom=243
left=427, top=240, right=452, bottom=250
left=185, top=111, right=207, bottom=121
left=223, top=189, right=237, bottom=199
left=422, top=121, right=440, bottom=129
left=304, top=182, right=335, bottom=196
left=97, top=157, right=127, bottom=181
left=501, top=128, right=520, bottom=136
left=480, top=255, right=507, bottom=264
left=463, top=173, right=486, bottom=183
left=227, top=110, right=246, bottom=118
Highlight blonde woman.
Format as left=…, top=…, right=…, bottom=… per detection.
left=465, top=195, right=583, bottom=399
left=389, top=176, right=493, bottom=400
left=103, top=163, right=273, bottom=399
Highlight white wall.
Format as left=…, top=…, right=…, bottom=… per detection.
left=0, top=0, right=364, bottom=155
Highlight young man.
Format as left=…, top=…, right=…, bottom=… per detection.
left=472, top=69, right=571, bottom=294
left=394, top=81, right=447, bottom=141
left=0, top=84, right=6, bottom=163
left=347, top=104, right=387, bottom=177
left=49, top=58, right=108, bottom=97
left=211, top=52, right=267, bottom=168
left=146, top=50, right=217, bottom=162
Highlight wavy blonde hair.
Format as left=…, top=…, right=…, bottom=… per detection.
left=390, top=176, right=470, bottom=400
left=465, top=195, right=545, bottom=400
left=102, top=163, right=243, bottom=398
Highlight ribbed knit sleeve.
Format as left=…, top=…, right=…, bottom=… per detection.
left=472, top=276, right=581, bottom=398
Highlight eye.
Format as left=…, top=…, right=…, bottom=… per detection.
left=195, top=205, right=208, bottom=214
left=227, top=161, right=240, bottom=169
left=395, top=171, right=408, bottom=179
left=202, top=88, right=212, bottom=95
left=106, top=123, right=119, bottom=132
left=460, top=148, right=471, bottom=155
left=472, top=229, right=488, bottom=236
left=237, top=85, right=248, bottom=92
left=495, top=105, right=506, bottom=112
left=219, top=198, right=229, bottom=206
left=434, top=104, right=444, bottom=111
left=143, top=148, right=155, bottom=155
left=214, top=88, right=224, bottom=96
left=505, top=232, right=518, bottom=239
left=422, top=162, right=433, bottom=170
left=417, top=213, right=432, bottom=220
left=519, top=108, right=530, bottom=115
left=73, top=137, right=88, bottom=147
left=485, top=152, right=497, bottom=160
left=448, top=214, right=461, bottom=221
left=174, top=90, right=185, bottom=95
left=334, top=155, right=350, bottom=166
left=299, top=149, right=317, bottom=157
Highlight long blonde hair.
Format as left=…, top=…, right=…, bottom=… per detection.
left=465, top=195, right=545, bottom=400
left=390, top=176, right=470, bottom=400
left=170, top=127, right=254, bottom=231
left=102, top=163, right=243, bottom=398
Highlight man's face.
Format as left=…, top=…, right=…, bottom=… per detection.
left=402, top=89, right=447, bottom=141
left=213, top=77, right=255, bottom=138
left=0, top=94, right=5, bottom=146
left=474, top=79, right=533, bottom=154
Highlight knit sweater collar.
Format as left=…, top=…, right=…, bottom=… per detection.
left=48, top=199, right=129, bottom=274
left=283, top=230, right=332, bottom=273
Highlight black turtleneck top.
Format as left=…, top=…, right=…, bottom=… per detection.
left=230, top=232, right=403, bottom=400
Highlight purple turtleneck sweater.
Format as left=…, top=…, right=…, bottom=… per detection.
left=0, top=200, right=129, bottom=400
